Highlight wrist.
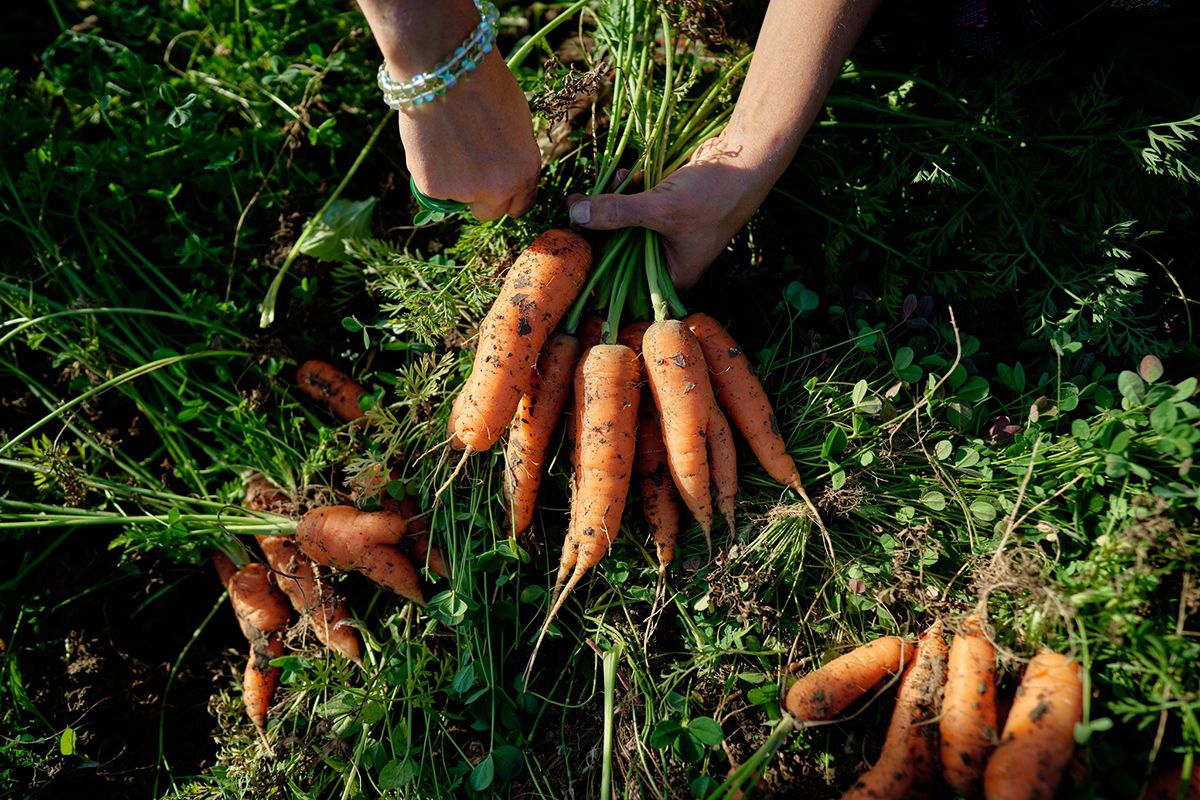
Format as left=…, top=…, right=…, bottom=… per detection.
left=359, top=0, right=482, bottom=78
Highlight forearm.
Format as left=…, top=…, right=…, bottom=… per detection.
left=355, top=0, right=482, bottom=77
left=726, top=0, right=880, bottom=185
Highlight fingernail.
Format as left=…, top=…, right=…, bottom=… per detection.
left=569, top=199, right=591, bottom=225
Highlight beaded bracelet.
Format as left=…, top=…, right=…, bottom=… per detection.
left=377, top=0, right=500, bottom=110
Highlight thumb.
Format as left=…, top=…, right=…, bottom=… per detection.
left=567, top=191, right=663, bottom=232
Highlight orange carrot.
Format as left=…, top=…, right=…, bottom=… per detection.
left=296, top=359, right=368, bottom=422
left=685, top=312, right=831, bottom=557
left=227, top=563, right=292, bottom=643
left=258, top=535, right=361, bottom=664
left=243, top=636, right=285, bottom=733
left=224, top=563, right=292, bottom=731
left=295, top=506, right=424, bottom=605
left=451, top=229, right=591, bottom=452
left=786, top=636, right=916, bottom=722
left=529, top=344, right=640, bottom=676
left=505, top=333, right=581, bottom=537
left=243, top=473, right=286, bottom=513
left=842, top=622, right=947, bottom=800
left=706, top=400, right=737, bottom=535
left=642, top=320, right=717, bottom=548
left=984, top=650, right=1083, bottom=800
left=683, top=313, right=798, bottom=488
left=941, top=614, right=998, bottom=796
left=635, top=399, right=681, bottom=571
left=212, top=551, right=239, bottom=589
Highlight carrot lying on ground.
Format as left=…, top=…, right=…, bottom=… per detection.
left=505, top=333, right=581, bottom=538
left=258, top=535, right=361, bottom=664
left=451, top=229, right=591, bottom=452
left=296, top=359, right=368, bottom=422
left=941, top=613, right=998, bottom=796
left=295, top=506, right=424, bottom=605
left=684, top=313, right=831, bottom=555
left=786, top=635, right=916, bottom=722
left=242, top=475, right=362, bottom=663
left=643, top=320, right=716, bottom=552
left=218, top=561, right=292, bottom=732
left=842, top=622, right=947, bottom=800
left=984, top=650, right=1083, bottom=800
left=528, top=344, right=641, bottom=677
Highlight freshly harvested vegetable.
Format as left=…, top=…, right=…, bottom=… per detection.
left=451, top=229, right=592, bottom=452
left=706, top=400, right=737, bottom=533
left=505, top=333, right=581, bottom=537
left=682, top=313, right=799, bottom=489
left=940, top=614, right=998, bottom=796
left=984, top=650, right=1083, bottom=800
left=785, top=635, right=915, bottom=722
left=685, top=312, right=830, bottom=555
left=243, top=637, right=286, bottom=734
left=842, top=622, right=947, bottom=800
left=220, top=562, right=292, bottom=731
left=295, top=505, right=424, bottom=605
left=258, top=535, right=361, bottom=664
left=635, top=400, right=681, bottom=571
left=296, top=359, right=368, bottom=422
left=529, top=344, right=641, bottom=676
left=643, top=320, right=716, bottom=548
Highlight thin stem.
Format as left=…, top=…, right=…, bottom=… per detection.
left=599, top=644, right=622, bottom=800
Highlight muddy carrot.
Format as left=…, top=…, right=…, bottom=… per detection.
left=842, top=622, right=947, bottom=800
left=636, top=400, right=681, bottom=571
left=296, top=359, right=368, bottom=422
left=452, top=229, right=591, bottom=452
left=295, top=506, right=424, bottom=605
left=941, top=614, right=998, bottom=796
left=707, top=400, right=737, bottom=536
left=225, top=563, right=292, bottom=731
left=529, top=344, right=640, bottom=677
left=786, top=636, right=916, bottom=722
left=505, top=333, right=581, bottom=537
left=643, top=320, right=716, bottom=547
left=983, top=650, right=1083, bottom=800
left=258, top=535, right=361, bottom=664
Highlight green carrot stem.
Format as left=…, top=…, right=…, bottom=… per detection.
left=644, top=229, right=668, bottom=322
left=564, top=229, right=634, bottom=333
left=605, top=248, right=636, bottom=337
left=672, top=51, right=752, bottom=149
left=505, top=0, right=594, bottom=71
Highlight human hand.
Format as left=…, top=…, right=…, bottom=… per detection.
left=394, top=50, right=540, bottom=220
left=565, top=133, right=778, bottom=289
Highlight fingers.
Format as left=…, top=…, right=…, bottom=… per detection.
left=566, top=191, right=664, bottom=232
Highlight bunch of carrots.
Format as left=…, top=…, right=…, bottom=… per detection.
left=441, top=226, right=824, bottom=673
left=783, top=615, right=1085, bottom=800
left=213, top=360, right=446, bottom=732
